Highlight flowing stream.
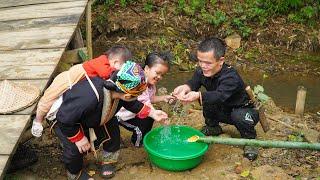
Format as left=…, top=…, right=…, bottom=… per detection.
left=159, top=70, right=320, bottom=113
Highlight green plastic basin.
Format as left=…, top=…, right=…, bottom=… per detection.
left=143, top=125, right=208, bottom=171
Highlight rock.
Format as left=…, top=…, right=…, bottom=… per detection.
left=280, top=116, right=292, bottom=124
left=302, top=128, right=319, bottom=143
left=251, top=165, right=293, bottom=180
left=225, top=34, right=241, bottom=49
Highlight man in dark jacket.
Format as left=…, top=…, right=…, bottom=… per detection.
left=173, top=37, right=259, bottom=161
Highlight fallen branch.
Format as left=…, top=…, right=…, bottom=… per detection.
left=266, top=115, right=297, bottom=130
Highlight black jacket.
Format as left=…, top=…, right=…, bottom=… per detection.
left=56, top=77, right=144, bottom=138
left=186, top=63, right=250, bottom=108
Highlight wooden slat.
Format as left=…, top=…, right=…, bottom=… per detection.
left=0, top=26, right=76, bottom=50
left=0, top=1, right=87, bottom=22
left=0, top=115, right=30, bottom=155
left=0, top=14, right=82, bottom=32
left=0, top=0, right=76, bottom=8
left=0, top=65, right=56, bottom=80
left=0, top=49, right=63, bottom=66
left=12, top=80, right=49, bottom=115
left=0, top=155, right=9, bottom=180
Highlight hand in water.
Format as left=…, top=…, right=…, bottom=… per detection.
left=172, top=85, right=190, bottom=100
left=163, top=119, right=170, bottom=125
left=149, top=109, right=168, bottom=123
left=180, top=91, right=200, bottom=102
left=163, top=95, right=176, bottom=104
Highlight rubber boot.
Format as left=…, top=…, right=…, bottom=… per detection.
left=243, top=146, right=259, bottom=161
left=201, top=125, right=223, bottom=136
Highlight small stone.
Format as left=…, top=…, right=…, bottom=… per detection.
left=225, top=34, right=241, bottom=49
left=234, top=165, right=242, bottom=174
left=280, top=116, right=292, bottom=124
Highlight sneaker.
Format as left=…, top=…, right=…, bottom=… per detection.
left=243, top=146, right=259, bottom=161
left=200, top=125, right=223, bottom=136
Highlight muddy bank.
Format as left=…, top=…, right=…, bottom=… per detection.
left=6, top=98, right=320, bottom=179
left=89, top=2, right=320, bottom=77
left=8, top=73, right=320, bottom=179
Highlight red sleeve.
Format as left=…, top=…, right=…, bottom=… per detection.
left=67, top=128, right=84, bottom=143
left=136, top=105, right=151, bottom=119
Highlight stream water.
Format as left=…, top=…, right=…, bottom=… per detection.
left=159, top=69, right=320, bottom=113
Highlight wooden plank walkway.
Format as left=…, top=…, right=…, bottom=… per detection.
left=0, top=0, right=88, bottom=178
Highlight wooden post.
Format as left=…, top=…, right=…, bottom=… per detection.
left=86, top=0, right=93, bottom=59
left=295, top=86, right=307, bottom=116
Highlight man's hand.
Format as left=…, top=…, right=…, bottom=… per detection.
left=31, top=119, right=44, bottom=137
left=172, top=84, right=191, bottom=100
left=149, top=109, right=168, bottom=122
left=181, top=91, right=200, bottom=102
left=75, top=136, right=91, bottom=154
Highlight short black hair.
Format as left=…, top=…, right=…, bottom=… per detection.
left=144, top=51, right=172, bottom=69
left=198, top=37, right=226, bottom=59
left=104, top=45, right=132, bottom=62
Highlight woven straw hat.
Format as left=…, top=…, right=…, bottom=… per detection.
left=0, top=80, right=40, bottom=114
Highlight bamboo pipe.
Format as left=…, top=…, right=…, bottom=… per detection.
left=192, top=136, right=320, bottom=150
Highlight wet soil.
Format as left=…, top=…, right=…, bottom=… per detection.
left=6, top=99, right=320, bottom=179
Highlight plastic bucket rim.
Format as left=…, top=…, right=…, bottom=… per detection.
left=143, top=125, right=209, bottom=160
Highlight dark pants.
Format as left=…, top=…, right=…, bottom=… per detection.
left=54, top=126, right=83, bottom=174
left=203, top=104, right=259, bottom=139
left=54, top=117, right=120, bottom=174
left=118, top=117, right=154, bottom=147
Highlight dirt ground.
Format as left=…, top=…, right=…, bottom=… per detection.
left=5, top=98, right=320, bottom=180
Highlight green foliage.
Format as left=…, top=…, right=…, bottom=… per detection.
left=232, top=18, right=252, bottom=38
left=172, top=42, right=187, bottom=65
left=201, top=9, right=227, bottom=27
left=288, top=131, right=304, bottom=142
left=97, top=0, right=134, bottom=7
left=176, top=0, right=186, bottom=13
left=176, top=0, right=205, bottom=16
left=78, top=49, right=89, bottom=61
left=104, top=0, right=115, bottom=7
left=158, top=36, right=168, bottom=49
left=253, top=85, right=270, bottom=103
left=143, top=1, right=153, bottom=13
left=95, top=0, right=319, bottom=39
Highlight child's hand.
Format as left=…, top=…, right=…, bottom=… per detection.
left=149, top=109, right=168, bottom=122
left=31, top=119, right=43, bottom=137
left=163, top=95, right=175, bottom=104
